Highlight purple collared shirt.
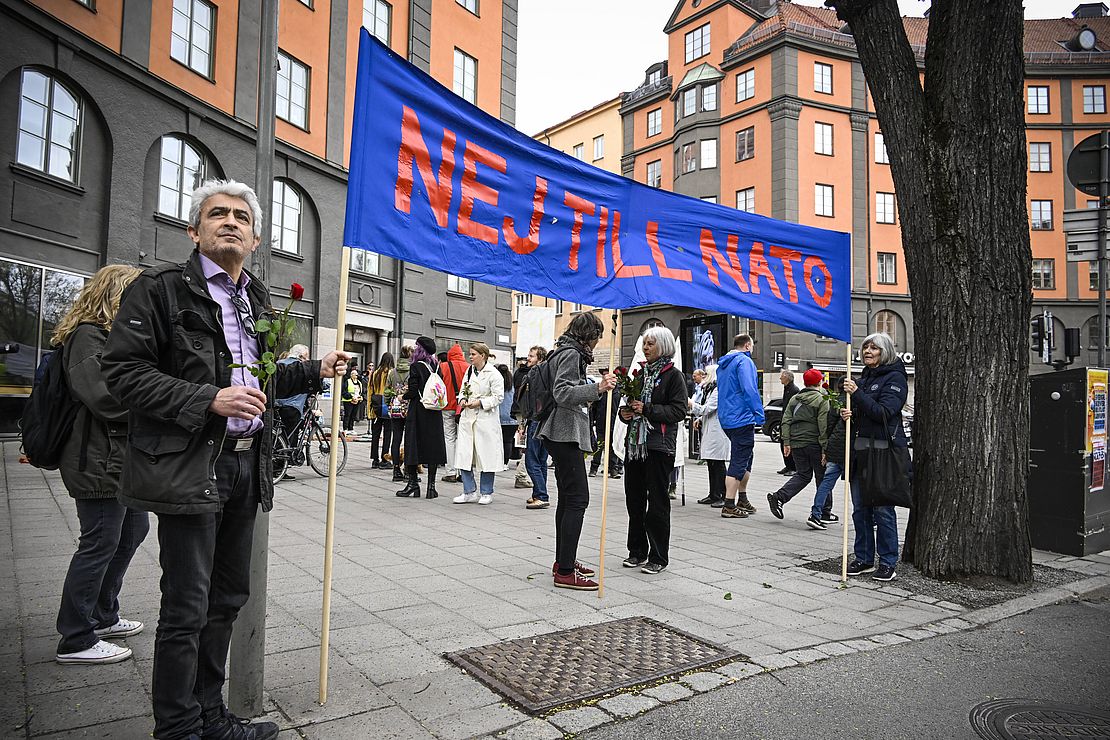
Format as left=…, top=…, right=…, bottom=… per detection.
left=199, top=253, right=263, bottom=438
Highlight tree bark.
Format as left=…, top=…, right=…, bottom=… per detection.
left=828, top=0, right=1033, bottom=582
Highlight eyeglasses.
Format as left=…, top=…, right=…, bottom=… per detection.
left=228, top=291, right=257, bottom=337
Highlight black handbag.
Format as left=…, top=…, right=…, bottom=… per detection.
left=852, top=407, right=912, bottom=508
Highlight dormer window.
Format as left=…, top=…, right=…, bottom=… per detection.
left=648, top=69, right=662, bottom=85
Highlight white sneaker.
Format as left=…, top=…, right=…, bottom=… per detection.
left=453, top=492, right=479, bottom=504
left=94, top=618, right=144, bottom=639
left=478, top=494, right=493, bottom=505
left=57, top=640, right=133, bottom=665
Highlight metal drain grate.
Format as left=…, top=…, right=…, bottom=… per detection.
left=445, top=616, right=743, bottom=714
left=970, top=699, right=1110, bottom=739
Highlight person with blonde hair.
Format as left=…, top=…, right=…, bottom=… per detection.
left=452, top=343, right=504, bottom=505
left=53, top=264, right=148, bottom=665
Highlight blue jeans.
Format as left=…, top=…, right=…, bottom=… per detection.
left=812, top=461, right=842, bottom=520
left=459, top=469, right=494, bottom=495
left=850, top=478, right=899, bottom=568
left=525, top=421, right=549, bottom=500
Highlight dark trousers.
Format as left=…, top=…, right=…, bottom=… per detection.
left=780, top=441, right=796, bottom=471
left=389, top=418, right=405, bottom=464
left=624, top=452, right=674, bottom=567
left=57, top=498, right=149, bottom=654
left=774, top=444, right=824, bottom=503
left=152, top=447, right=258, bottom=739
left=342, top=403, right=358, bottom=431
left=370, top=417, right=391, bottom=462
left=502, top=425, right=516, bottom=464
left=706, top=460, right=726, bottom=501
left=548, top=440, right=590, bottom=574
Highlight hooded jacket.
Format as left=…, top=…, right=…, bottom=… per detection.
left=716, top=350, right=764, bottom=430
left=781, top=386, right=829, bottom=449
left=438, top=344, right=470, bottom=413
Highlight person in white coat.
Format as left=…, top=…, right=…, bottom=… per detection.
left=453, top=343, right=505, bottom=505
left=691, top=365, right=729, bottom=508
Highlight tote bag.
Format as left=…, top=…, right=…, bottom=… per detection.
left=853, top=407, right=912, bottom=508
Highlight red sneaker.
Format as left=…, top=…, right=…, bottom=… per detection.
left=553, top=571, right=599, bottom=591
left=552, top=561, right=596, bottom=577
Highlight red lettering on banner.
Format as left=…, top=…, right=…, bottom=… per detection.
left=457, top=140, right=507, bottom=245
left=803, top=256, right=833, bottom=308
left=394, top=105, right=456, bottom=228
left=502, top=176, right=548, bottom=255
left=595, top=206, right=609, bottom=278
left=611, top=211, right=652, bottom=278
left=647, top=222, right=692, bottom=282
left=564, top=191, right=595, bottom=271
left=699, top=230, right=750, bottom=292
left=769, top=245, right=801, bottom=303
left=748, top=242, right=784, bottom=299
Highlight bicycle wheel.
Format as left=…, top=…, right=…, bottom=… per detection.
left=307, top=424, right=348, bottom=476
left=272, top=432, right=291, bottom=484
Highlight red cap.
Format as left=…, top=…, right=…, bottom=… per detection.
left=803, top=368, right=824, bottom=387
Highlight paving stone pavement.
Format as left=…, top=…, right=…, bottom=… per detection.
left=4, top=437, right=1108, bottom=738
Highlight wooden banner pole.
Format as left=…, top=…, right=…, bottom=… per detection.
left=319, top=246, right=352, bottom=704
left=597, top=309, right=621, bottom=598
left=841, top=341, right=853, bottom=582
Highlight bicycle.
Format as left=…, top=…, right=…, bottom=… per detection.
left=272, top=394, right=348, bottom=484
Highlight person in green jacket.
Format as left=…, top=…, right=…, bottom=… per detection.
left=767, top=368, right=830, bottom=523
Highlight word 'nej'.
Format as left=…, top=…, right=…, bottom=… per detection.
left=344, top=32, right=852, bottom=342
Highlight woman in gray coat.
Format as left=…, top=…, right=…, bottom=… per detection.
left=692, top=365, right=728, bottom=508
left=539, top=313, right=616, bottom=591
left=53, top=265, right=149, bottom=665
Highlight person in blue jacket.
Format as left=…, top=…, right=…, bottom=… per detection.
left=715, top=334, right=765, bottom=519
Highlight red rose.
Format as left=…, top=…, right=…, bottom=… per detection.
left=290, top=283, right=304, bottom=300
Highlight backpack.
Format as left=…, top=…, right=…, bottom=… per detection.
left=521, top=347, right=573, bottom=423
left=419, top=362, right=449, bottom=410
left=20, top=347, right=82, bottom=470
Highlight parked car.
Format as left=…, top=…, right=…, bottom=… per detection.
left=761, top=398, right=784, bottom=442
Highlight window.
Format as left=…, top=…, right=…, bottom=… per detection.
left=456, top=0, right=477, bottom=14
left=573, top=143, right=584, bottom=160
left=815, top=183, right=834, bottom=217
left=1031, top=200, right=1053, bottom=230
left=16, top=69, right=81, bottom=182
left=648, top=68, right=662, bottom=85
left=158, top=136, right=207, bottom=221
left=514, top=291, right=531, bottom=318
left=171, top=0, right=215, bottom=77
left=875, top=192, right=896, bottom=224
left=363, top=0, right=391, bottom=43
left=449, top=275, right=473, bottom=296
left=874, top=310, right=899, bottom=344
left=276, top=51, right=309, bottom=128
left=646, top=160, right=661, bottom=188
left=593, top=135, right=604, bottom=161
left=682, top=143, right=697, bottom=173
left=647, top=108, right=662, bottom=137
left=272, top=180, right=302, bottom=254
left=684, top=23, right=710, bottom=63
left=814, top=62, right=833, bottom=94
left=1084, top=85, right=1106, bottom=114
left=453, top=49, right=477, bottom=104
left=702, top=84, right=717, bottom=112
left=877, top=252, right=897, bottom=284
left=1087, top=315, right=1110, bottom=349
left=735, top=126, right=754, bottom=161
left=1027, top=85, right=1049, bottom=114
left=814, top=122, right=833, bottom=156
left=736, top=68, right=754, bottom=102
left=1029, top=142, right=1051, bottom=172
left=701, top=196, right=717, bottom=203
left=350, top=249, right=379, bottom=275
left=682, top=88, right=697, bottom=117
left=1090, top=199, right=1101, bottom=209
left=700, top=139, right=717, bottom=169
left=554, top=299, right=564, bottom=315
left=1032, top=258, right=1055, bottom=290
left=736, top=187, right=755, bottom=212
left=875, top=132, right=889, bottom=164
left=1091, top=264, right=1101, bottom=291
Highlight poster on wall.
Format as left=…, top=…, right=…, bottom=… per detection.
left=1088, top=369, right=1107, bottom=493
left=516, top=306, right=557, bottom=353
left=679, top=315, right=729, bottom=373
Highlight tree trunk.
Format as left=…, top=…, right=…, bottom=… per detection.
left=829, top=0, right=1033, bottom=582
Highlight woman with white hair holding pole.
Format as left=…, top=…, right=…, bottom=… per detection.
left=618, top=326, right=689, bottom=574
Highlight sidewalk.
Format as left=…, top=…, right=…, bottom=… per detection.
left=4, top=437, right=1108, bottom=738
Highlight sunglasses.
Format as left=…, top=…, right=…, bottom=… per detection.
left=229, top=292, right=257, bottom=337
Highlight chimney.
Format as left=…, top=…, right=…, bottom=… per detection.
left=1073, top=3, right=1108, bottom=18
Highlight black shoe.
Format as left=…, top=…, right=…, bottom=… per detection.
left=846, top=559, right=876, bottom=576
left=622, top=556, right=648, bottom=568
left=376, top=460, right=393, bottom=470
left=805, top=515, right=828, bottom=530
left=776, top=467, right=790, bottom=475
left=710, top=499, right=727, bottom=509
left=588, top=468, right=599, bottom=477
left=396, top=479, right=419, bottom=497
left=202, top=709, right=278, bottom=740
left=697, top=495, right=716, bottom=505
left=609, top=471, right=622, bottom=479
left=426, top=483, right=438, bottom=499
left=872, top=564, right=897, bottom=582
left=392, top=467, right=406, bottom=482
left=767, top=494, right=784, bottom=519
left=821, top=513, right=840, bottom=524
left=282, top=474, right=296, bottom=481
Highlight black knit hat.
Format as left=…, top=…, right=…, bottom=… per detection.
left=416, top=336, right=436, bottom=355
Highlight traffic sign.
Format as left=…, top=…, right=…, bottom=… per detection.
left=1067, top=132, right=1108, bottom=197
left=1064, top=208, right=1102, bottom=261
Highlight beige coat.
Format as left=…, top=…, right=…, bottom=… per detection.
left=454, top=363, right=505, bottom=473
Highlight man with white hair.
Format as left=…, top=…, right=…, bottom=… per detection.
left=103, top=180, right=350, bottom=740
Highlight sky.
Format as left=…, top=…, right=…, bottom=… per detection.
left=515, top=0, right=1089, bottom=135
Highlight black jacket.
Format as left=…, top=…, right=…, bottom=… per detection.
left=402, top=360, right=447, bottom=464
left=102, top=251, right=323, bottom=515
left=852, top=360, right=909, bottom=448
left=637, top=363, right=689, bottom=457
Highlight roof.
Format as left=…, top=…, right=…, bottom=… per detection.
left=677, top=62, right=725, bottom=89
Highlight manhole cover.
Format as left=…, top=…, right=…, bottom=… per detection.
left=445, top=616, right=743, bottom=713
left=970, top=699, right=1110, bottom=739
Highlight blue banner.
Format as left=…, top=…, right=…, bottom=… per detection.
left=344, top=32, right=852, bottom=342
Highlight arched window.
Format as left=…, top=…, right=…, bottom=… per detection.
left=17, top=69, right=81, bottom=182
left=158, top=135, right=208, bottom=221
left=874, top=310, right=900, bottom=345
left=272, top=179, right=302, bottom=254
left=1084, top=315, right=1110, bottom=350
